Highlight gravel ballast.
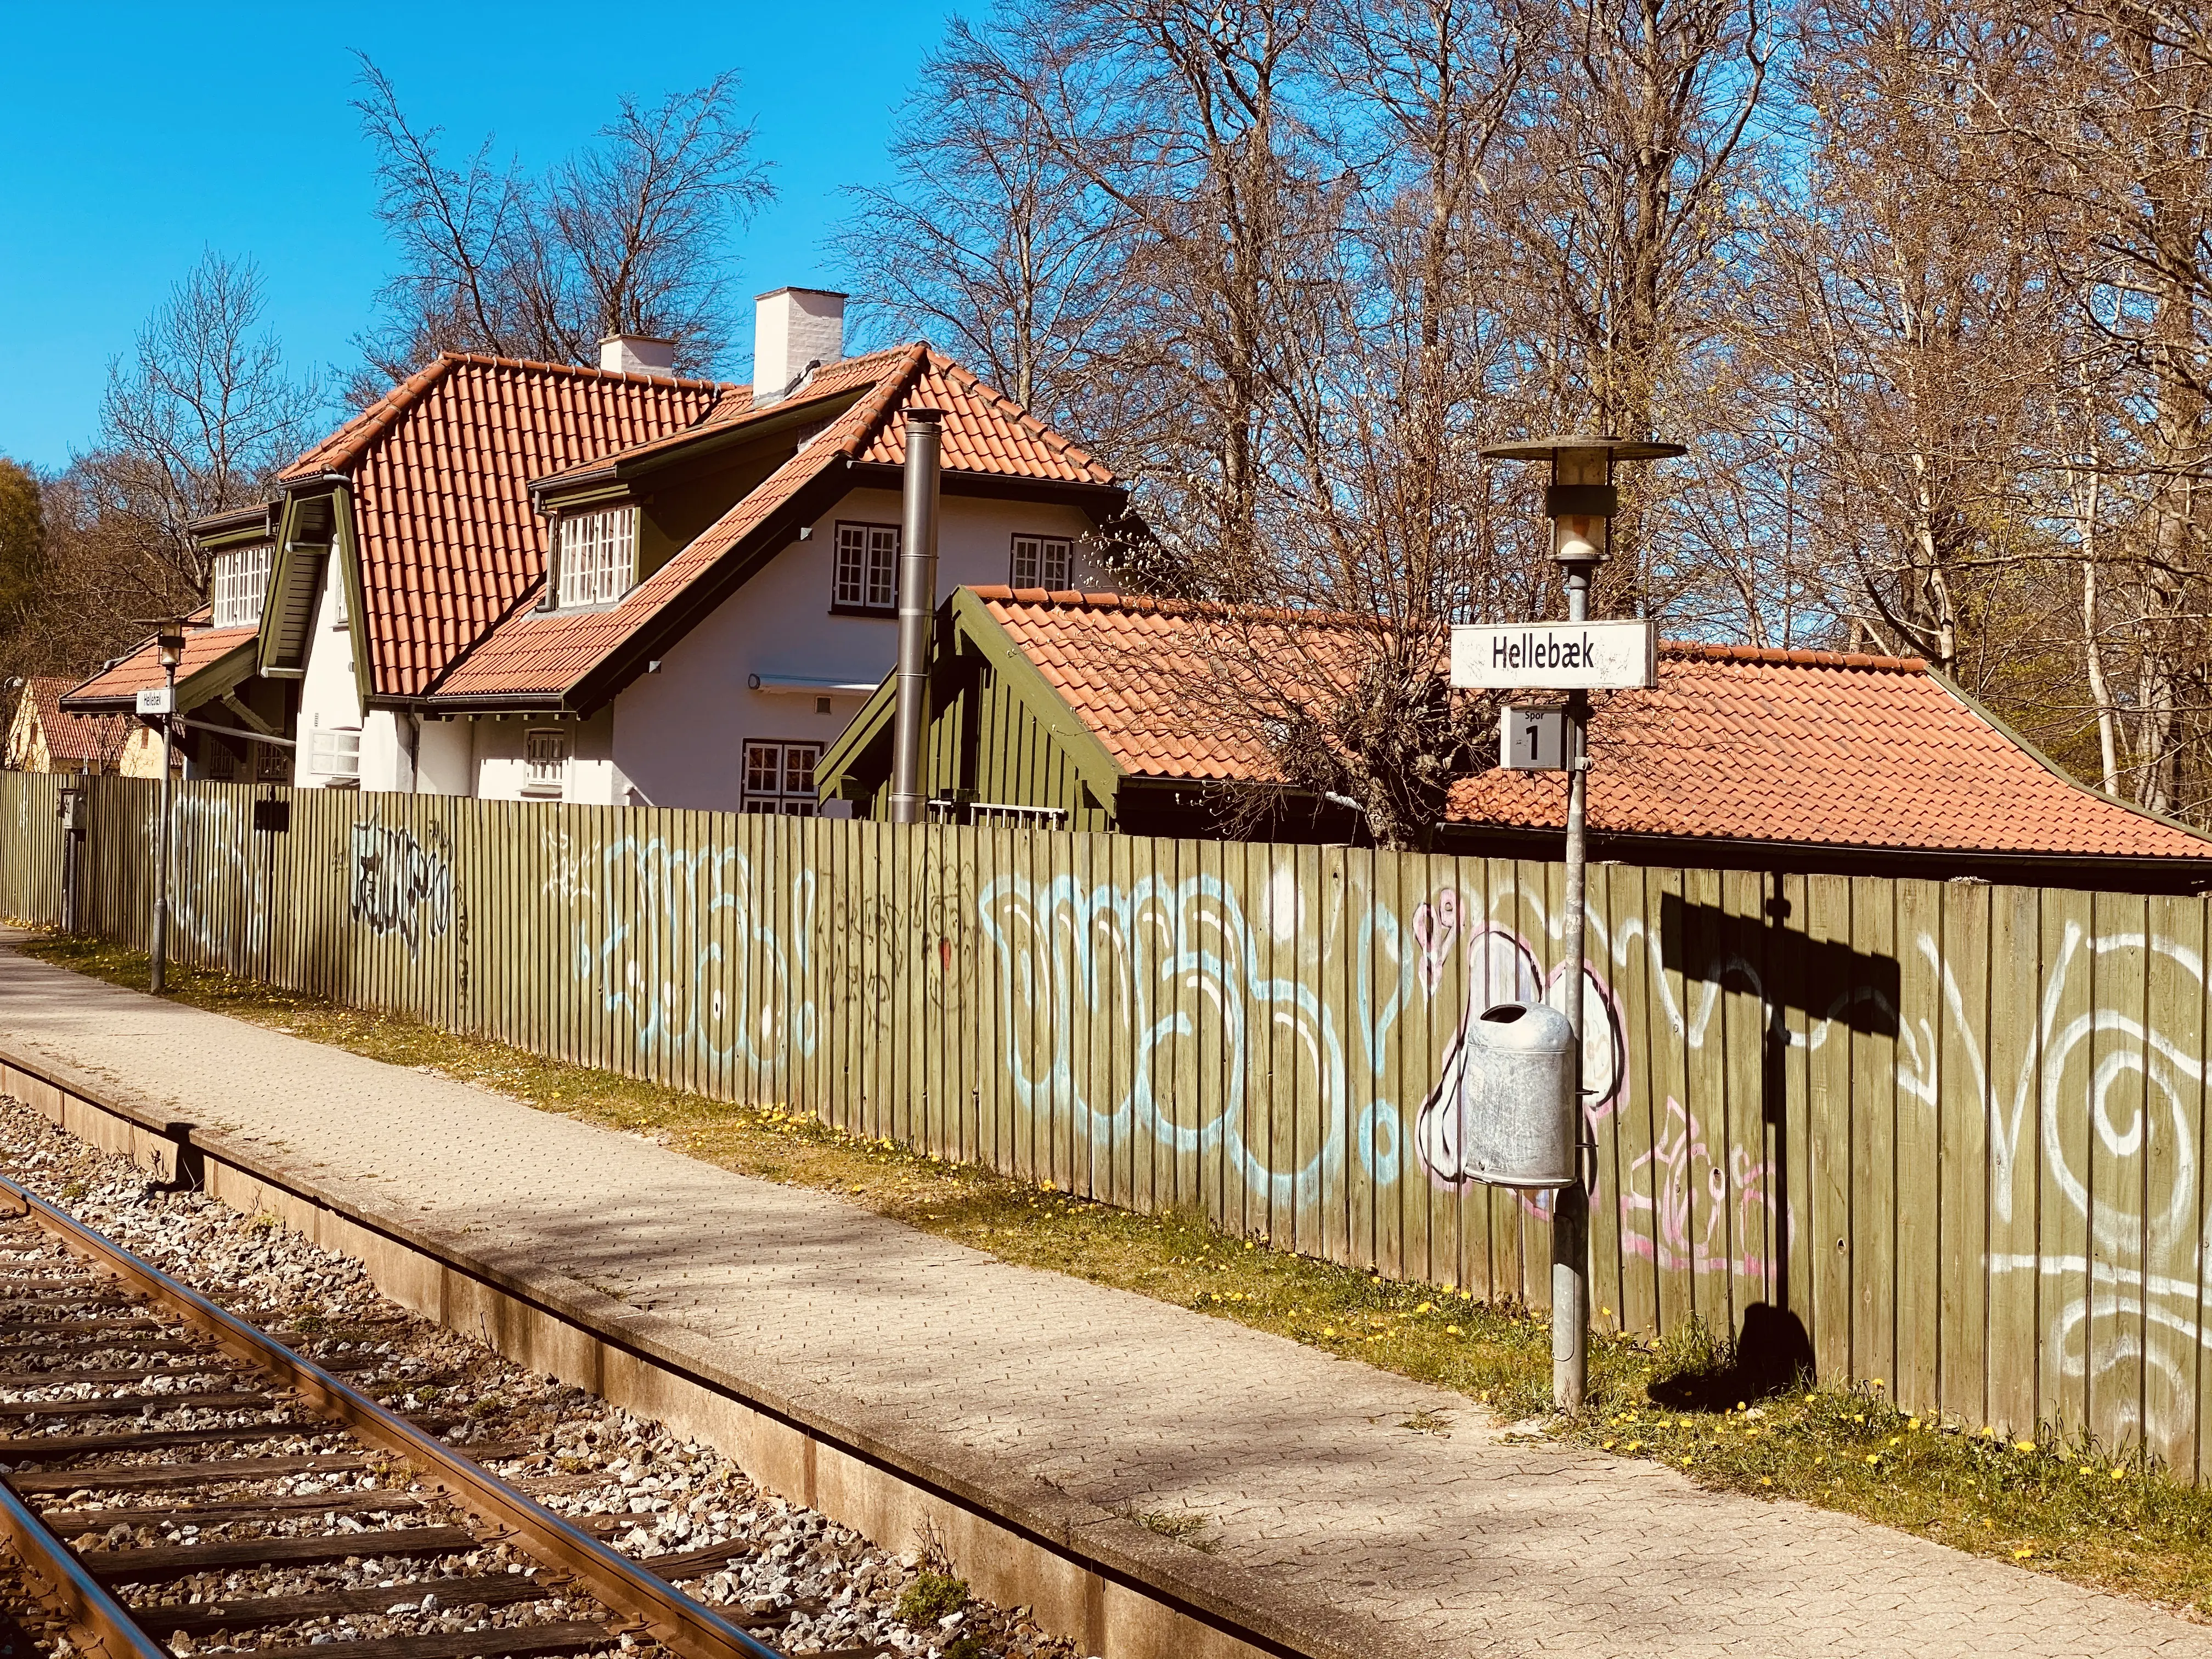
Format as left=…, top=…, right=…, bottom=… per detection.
left=0, top=1096, right=1084, bottom=1659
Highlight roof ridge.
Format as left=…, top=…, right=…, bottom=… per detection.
left=1661, top=640, right=1928, bottom=673
left=280, top=351, right=740, bottom=482
left=438, top=349, right=738, bottom=392
left=972, top=584, right=1405, bottom=633
left=833, top=343, right=932, bottom=460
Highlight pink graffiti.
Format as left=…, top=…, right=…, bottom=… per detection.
left=1620, top=1097, right=1787, bottom=1280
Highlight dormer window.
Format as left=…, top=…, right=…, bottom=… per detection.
left=211, top=542, right=273, bottom=629
left=556, top=507, right=637, bottom=607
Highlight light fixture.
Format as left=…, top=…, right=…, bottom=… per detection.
left=156, top=629, right=186, bottom=670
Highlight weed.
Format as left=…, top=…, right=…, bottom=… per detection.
left=940, top=1637, right=992, bottom=1659
left=1113, top=1505, right=1220, bottom=1553
left=59, top=1178, right=88, bottom=1201
left=896, top=1570, right=969, bottom=1626
left=1398, top=1408, right=1453, bottom=1437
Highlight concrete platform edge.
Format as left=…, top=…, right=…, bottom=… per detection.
left=0, top=1037, right=1391, bottom=1659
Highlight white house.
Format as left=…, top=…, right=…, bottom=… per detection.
left=64, top=291, right=1126, bottom=814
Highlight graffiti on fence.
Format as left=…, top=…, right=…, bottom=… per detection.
left=978, top=870, right=1353, bottom=1211
left=172, top=791, right=266, bottom=961
left=349, top=818, right=452, bottom=957
left=548, top=826, right=816, bottom=1075
left=1962, top=923, right=2210, bottom=1447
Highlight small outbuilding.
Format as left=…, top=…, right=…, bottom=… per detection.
left=3, top=676, right=137, bottom=775
left=817, top=586, right=2212, bottom=892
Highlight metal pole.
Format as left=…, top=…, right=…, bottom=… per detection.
left=1554, top=568, right=1592, bottom=1413
left=150, top=661, right=177, bottom=994
left=888, top=410, right=943, bottom=827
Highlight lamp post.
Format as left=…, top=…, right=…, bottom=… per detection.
left=1475, top=433, right=1683, bottom=1412
left=150, top=627, right=184, bottom=995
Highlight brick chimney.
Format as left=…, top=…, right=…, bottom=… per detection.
left=599, top=334, right=678, bottom=377
left=753, top=288, right=847, bottom=407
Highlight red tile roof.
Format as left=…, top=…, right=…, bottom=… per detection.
left=1447, top=642, right=2212, bottom=859
left=426, top=347, right=1116, bottom=703
left=283, top=354, right=732, bottom=698
left=958, top=592, right=2212, bottom=862
left=970, top=586, right=1372, bottom=782
left=16, top=676, right=130, bottom=766
left=61, top=614, right=258, bottom=709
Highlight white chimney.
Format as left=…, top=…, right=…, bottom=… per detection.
left=753, top=287, right=847, bottom=406
left=600, top=334, right=678, bottom=377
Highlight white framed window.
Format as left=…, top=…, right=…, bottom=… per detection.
left=556, top=507, right=638, bottom=608
left=311, top=724, right=360, bottom=779
left=742, top=740, right=821, bottom=815
left=211, top=542, right=274, bottom=629
left=524, top=727, right=569, bottom=797
left=1011, top=534, right=1074, bottom=591
left=331, top=563, right=349, bottom=629
left=832, top=522, right=899, bottom=613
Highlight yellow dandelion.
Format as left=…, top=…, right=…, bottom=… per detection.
left=1758, top=1476, right=1773, bottom=1487
left=2111, top=1467, right=2128, bottom=1482
left=1865, top=1453, right=1881, bottom=1465
left=1870, top=1379, right=1885, bottom=1389
left=1602, top=1439, right=1617, bottom=1450
left=1625, top=1440, right=1641, bottom=1452
left=1416, top=1301, right=1434, bottom=1313
left=2016, top=1441, right=2037, bottom=1454
left=1322, top=1325, right=1338, bottom=1337
left=1908, top=1418, right=1921, bottom=1430
left=2013, top=1547, right=2033, bottom=1560
left=1446, top=1324, right=1462, bottom=1335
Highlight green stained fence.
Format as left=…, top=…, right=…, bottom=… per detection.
left=2, top=772, right=2207, bottom=1474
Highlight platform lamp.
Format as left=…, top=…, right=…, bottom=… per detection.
left=1477, top=433, right=1683, bottom=1412
left=150, top=625, right=185, bottom=995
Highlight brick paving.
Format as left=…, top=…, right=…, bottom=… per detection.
left=1, top=938, right=2205, bottom=1658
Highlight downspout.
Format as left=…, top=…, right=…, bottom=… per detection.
left=888, top=410, right=943, bottom=826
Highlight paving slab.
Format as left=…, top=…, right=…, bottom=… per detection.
left=1, top=938, right=2206, bottom=1658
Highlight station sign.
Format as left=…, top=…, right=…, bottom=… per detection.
left=136, top=686, right=174, bottom=716
left=1450, top=620, right=1657, bottom=690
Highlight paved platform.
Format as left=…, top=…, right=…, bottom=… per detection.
left=1, top=939, right=2207, bottom=1658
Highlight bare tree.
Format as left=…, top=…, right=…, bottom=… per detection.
left=352, top=57, right=775, bottom=389
left=833, top=23, right=1141, bottom=442
left=75, top=251, right=318, bottom=608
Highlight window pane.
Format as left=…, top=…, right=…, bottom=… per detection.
left=1012, top=536, right=1039, bottom=588
left=744, top=741, right=781, bottom=794
left=834, top=525, right=868, bottom=607
left=783, top=744, right=819, bottom=795
left=867, top=527, right=899, bottom=609
left=1042, top=537, right=1072, bottom=589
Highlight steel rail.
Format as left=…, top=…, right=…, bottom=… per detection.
left=0, top=1471, right=170, bottom=1659
left=0, top=1175, right=784, bottom=1659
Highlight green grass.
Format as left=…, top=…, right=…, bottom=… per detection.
left=21, top=928, right=2212, bottom=1616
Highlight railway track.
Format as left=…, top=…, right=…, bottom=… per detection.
left=0, top=1175, right=790, bottom=1659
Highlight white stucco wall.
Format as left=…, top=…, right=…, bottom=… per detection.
left=294, top=557, right=370, bottom=791
left=469, top=708, right=620, bottom=805
left=416, top=716, right=472, bottom=795
left=611, top=491, right=1098, bottom=811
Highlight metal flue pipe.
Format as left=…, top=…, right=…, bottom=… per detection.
left=888, top=409, right=943, bottom=826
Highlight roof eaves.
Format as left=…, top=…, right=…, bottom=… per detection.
left=1927, top=667, right=2212, bottom=852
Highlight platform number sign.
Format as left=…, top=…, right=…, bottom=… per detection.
left=1502, top=707, right=1566, bottom=771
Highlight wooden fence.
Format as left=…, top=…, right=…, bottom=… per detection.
left=4, top=771, right=2210, bottom=1474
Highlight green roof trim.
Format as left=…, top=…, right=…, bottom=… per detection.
left=815, top=587, right=1130, bottom=809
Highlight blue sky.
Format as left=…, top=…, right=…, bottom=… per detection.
left=0, top=1, right=960, bottom=471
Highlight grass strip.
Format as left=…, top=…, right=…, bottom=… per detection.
left=16, top=929, right=2212, bottom=1616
